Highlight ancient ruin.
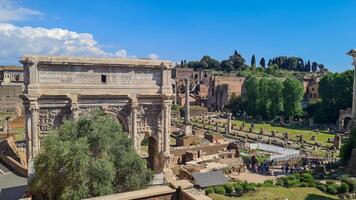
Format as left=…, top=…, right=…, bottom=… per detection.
left=20, top=55, right=174, bottom=175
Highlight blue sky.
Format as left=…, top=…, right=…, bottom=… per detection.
left=1, top=0, right=356, bottom=72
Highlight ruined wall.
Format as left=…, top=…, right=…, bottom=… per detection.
left=207, top=76, right=246, bottom=111
left=0, top=85, right=23, bottom=112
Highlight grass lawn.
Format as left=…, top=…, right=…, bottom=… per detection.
left=209, top=187, right=338, bottom=200
left=229, top=119, right=334, bottom=145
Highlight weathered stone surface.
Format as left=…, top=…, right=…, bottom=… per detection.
left=21, top=55, right=174, bottom=175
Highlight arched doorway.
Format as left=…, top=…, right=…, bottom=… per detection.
left=139, top=131, right=160, bottom=173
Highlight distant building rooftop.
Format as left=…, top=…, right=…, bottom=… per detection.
left=192, top=170, right=228, bottom=188
left=0, top=66, right=23, bottom=71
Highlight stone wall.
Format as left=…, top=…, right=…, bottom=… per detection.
left=0, top=85, right=23, bottom=112
left=207, top=76, right=246, bottom=111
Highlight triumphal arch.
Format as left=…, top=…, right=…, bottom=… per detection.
left=20, top=55, right=174, bottom=174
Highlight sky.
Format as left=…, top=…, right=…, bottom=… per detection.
left=0, top=0, right=355, bottom=72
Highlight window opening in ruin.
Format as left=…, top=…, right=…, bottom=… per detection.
left=101, top=75, right=107, bottom=84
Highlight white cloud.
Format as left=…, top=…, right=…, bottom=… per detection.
left=148, top=54, right=158, bottom=60
left=0, top=1, right=159, bottom=64
left=0, top=0, right=43, bottom=22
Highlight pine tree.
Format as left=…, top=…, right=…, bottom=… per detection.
left=260, top=57, right=266, bottom=68
left=251, top=54, right=256, bottom=68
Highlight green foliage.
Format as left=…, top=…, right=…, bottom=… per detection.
left=223, top=183, right=234, bottom=194
left=316, top=184, right=326, bottom=192
left=326, top=185, right=338, bottom=194
left=259, top=57, right=266, bottom=68
left=314, top=70, right=353, bottom=123
left=213, top=185, right=226, bottom=195
left=340, top=128, right=356, bottom=165
left=268, top=56, right=322, bottom=72
left=251, top=54, right=256, bottom=68
left=301, top=173, right=314, bottom=184
left=205, top=187, right=215, bottom=195
left=339, top=182, right=350, bottom=193
left=233, top=184, right=243, bottom=193
left=300, top=182, right=309, bottom=187
left=343, top=178, right=356, bottom=192
left=263, top=180, right=274, bottom=187
left=29, top=109, right=153, bottom=199
left=226, top=76, right=303, bottom=120
left=282, top=78, right=304, bottom=118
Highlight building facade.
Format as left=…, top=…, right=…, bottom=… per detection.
left=20, top=55, right=174, bottom=175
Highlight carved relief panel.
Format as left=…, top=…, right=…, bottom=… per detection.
left=38, top=107, right=71, bottom=133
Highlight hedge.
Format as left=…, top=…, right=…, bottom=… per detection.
left=213, top=185, right=226, bottom=195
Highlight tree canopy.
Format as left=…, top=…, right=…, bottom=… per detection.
left=313, top=70, right=353, bottom=123
left=30, top=109, right=153, bottom=200
left=226, top=76, right=303, bottom=121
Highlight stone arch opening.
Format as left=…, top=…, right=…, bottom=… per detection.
left=138, top=130, right=161, bottom=172
left=103, top=110, right=129, bottom=132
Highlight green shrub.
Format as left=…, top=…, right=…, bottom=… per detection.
left=205, top=187, right=214, bottom=195
left=339, top=182, right=350, bottom=194
left=316, top=184, right=326, bottom=192
left=326, top=185, right=338, bottom=194
left=213, top=185, right=226, bottom=195
left=286, top=179, right=300, bottom=188
left=293, top=173, right=301, bottom=180
left=343, top=178, right=356, bottom=192
left=263, top=180, right=274, bottom=187
left=257, top=183, right=263, bottom=187
left=276, top=178, right=285, bottom=187
left=308, top=182, right=316, bottom=187
left=223, top=183, right=234, bottom=194
left=301, top=173, right=314, bottom=183
left=300, top=182, right=309, bottom=187
left=234, top=184, right=243, bottom=194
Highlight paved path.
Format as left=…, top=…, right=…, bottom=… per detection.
left=0, top=161, right=27, bottom=200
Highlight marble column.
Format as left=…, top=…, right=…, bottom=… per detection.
left=163, top=100, right=171, bottom=153
left=185, top=78, right=191, bottom=125
left=69, top=94, right=79, bottom=120
left=348, top=49, right=356, bottom=128
left=131, top=97, right=139, bottom=152
left=29, top=101, right=40, bottom=157
left=227, top=113, right=232, bottom=134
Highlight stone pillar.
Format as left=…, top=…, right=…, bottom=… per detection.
left=184, top=78, right=191, bottom=125
left=348, top=49, right=356, bottom=128
left=226, top=113, right=232, bottom=134
left=24, top=103, right=32, bottom=162
left=163, top=99, right=172, bottom=168
left=69, top=94, right=79, bottom=120
left=131, top=97, right=139, bottom=152
left=29, top=101, right=40, bottom=157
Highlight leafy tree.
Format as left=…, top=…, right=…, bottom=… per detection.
left=30, top=109, right=153, bottom=199
left=257, top=78, right=270, bottom=119
left=267, top=78, right=284, bottom=119
left=225, top=94, right=247, bottom=116
left=220, top=59, right=234, bottom=72
left=251, top=54, right=256, bottom=69
left=260, top=57, right=266, bottom=68
left=282, top=78, right=304, bottom=120
left=305, top=60, right=311, bottom=72
left=315, top=70, right=353, bottom=123
left=311, top=62, right=318, bottom=72
left=228, top=50, right=246, bottom=71
left=245, top=76, right=259, bottom=117
left=200, top=56, right=220, bottom=70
